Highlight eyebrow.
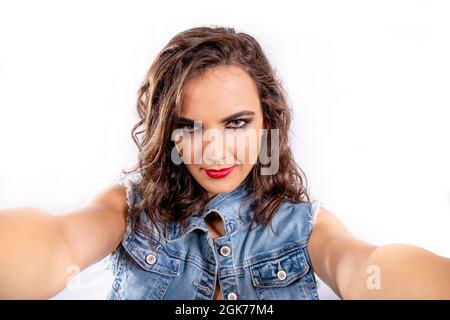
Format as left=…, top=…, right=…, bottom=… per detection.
left=177, top=110, right=255, bottom=124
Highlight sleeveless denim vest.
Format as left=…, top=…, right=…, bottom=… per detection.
left=106, top=180, right=321, bottom=300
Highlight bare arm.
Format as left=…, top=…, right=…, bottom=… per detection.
left=308, top=208, right=450, bottom=299
left=0, top=184, right=128, bottom=299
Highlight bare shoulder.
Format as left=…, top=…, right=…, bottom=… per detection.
left=307, top=204, right=378, bottom=296
left=57, top=184, right=131, bottom=270
left=82, top=184, right=129, bottom=219
left=307, top=206, right=354, bottom=271
left=308, top=206, right=353, bottom=251
left=314, top=206, right=345, bottom=229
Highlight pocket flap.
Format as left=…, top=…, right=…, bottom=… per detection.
left=122, top=228, right=180, bottom=276
left=250, top=244, right=310, bottom=288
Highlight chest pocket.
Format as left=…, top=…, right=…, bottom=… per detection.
left=110, top=227, right=181, bottom=300
left=248, top=243, right=319, bottom=300
left=123, top=228, right=180, bottom=276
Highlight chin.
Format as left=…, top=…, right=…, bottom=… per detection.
left=202, top=181, right=239, bottom=195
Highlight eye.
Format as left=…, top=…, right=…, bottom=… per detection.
left=226, top=119, right=249, bottom=129
left=181, top=124, right=198, bottom=133
left=179, top=123, right=202, bottom=134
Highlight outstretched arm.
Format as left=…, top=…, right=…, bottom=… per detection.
left=0, top=184, right=128, bottom=299
left=307, top=208, right=450, bottom=299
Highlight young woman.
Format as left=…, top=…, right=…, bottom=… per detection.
left=0, top=26, right=449, bottom=300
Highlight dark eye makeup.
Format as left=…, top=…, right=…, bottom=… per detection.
left=177, top=118, right=253, bottom=133
left=225, top=118, right=251, bottom=129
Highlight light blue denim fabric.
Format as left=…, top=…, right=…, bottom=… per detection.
left=106, top=179, right=320, bottom=300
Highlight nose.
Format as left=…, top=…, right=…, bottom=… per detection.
left=202, top=129, right=234, bottom=165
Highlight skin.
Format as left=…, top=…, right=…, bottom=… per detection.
left=175, top=65, right=264, bottom=198
left=0, top=65, right=449, bottom=299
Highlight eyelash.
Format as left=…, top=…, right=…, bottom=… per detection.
left=226, top=119, right=250, bottom=129
left=180, top=119, right=251, bottom=132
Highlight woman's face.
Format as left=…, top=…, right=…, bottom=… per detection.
left=175, top=65, right=264, bottom=197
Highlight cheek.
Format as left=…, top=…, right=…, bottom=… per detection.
left=179, top=134, right=204, bottom=164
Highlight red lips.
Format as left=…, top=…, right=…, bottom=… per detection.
left=204, top=165, right=237, bottom=179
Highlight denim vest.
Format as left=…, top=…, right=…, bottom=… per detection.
left=106, top=180, right=320, bottom=300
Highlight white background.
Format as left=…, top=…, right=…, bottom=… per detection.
left=0, top=0, right=449, bottom=300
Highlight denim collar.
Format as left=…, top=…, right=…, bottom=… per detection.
left=166, top=179, right=253, bottom=242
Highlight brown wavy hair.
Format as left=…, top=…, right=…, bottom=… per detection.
left=123, top=26, right=310, bottom=236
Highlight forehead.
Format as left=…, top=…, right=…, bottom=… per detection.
left=180, top=65, right=261, bottom=119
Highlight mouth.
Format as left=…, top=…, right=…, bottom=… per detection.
left=203, top=165, right=237, bottom=179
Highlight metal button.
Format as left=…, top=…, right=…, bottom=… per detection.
left=277, top=269, right=287, bottom=280
left=227, top=292, right=238, bottom=300
left=145, top=253, right=157, bottom=265
left=219, top=245, right=231, bottom=257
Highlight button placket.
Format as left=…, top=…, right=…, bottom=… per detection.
left=214, top=236, right=239, bottom=301
left=219, top=245, right=231, bottom=257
